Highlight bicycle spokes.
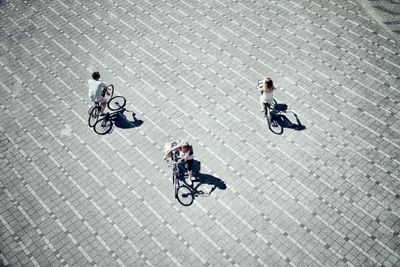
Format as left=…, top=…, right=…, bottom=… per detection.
left=94, top=118, right=113, bottom=135
left=176, top=185, right=194, bottom=206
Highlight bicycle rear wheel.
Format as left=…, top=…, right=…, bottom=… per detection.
left=176, top=185, right=194, bottom=206
left=88, top=106, right=100, bottom=127
left=94, top=117, right=113, bottom=135
left=108, top=96, right=126, bottom=111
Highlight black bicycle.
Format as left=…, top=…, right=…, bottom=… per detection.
left=264, top=101, right=283, bottom=135
left=88, top=84, right=114, bottom=127
left=257, top=80, right=283, bottom=134
left=165, top=142, right=194, bottom=206
left=93, top=95, right=132, bottom=135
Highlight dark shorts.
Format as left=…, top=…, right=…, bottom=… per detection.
left=186, top=159, right=193, bottom=171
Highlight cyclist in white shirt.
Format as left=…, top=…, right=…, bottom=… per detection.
left=258, top=77, right=276, bottom=112
left=88, top=71, right=110, bottom=114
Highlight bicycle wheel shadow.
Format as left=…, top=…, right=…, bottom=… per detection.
left=272, top=103, right=306, bottom=133
left=190, top=160, right=227, bottom=201
left=113, top=111, right=143, bottom=129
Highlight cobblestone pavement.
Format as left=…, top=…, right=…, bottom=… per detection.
left=357, top=0, right=400, bottom=40
left=1, top=0, right=399, bottom=266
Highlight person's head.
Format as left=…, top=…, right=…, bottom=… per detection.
left=265, top=77, right=273, bottom=88
left=182, top=141, right=190, bottom=149
left=92, top=71, right=100, bottom=80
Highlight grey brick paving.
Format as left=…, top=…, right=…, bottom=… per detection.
left=1, top=0, right=400, bottom=266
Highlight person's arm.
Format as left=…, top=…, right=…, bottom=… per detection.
left=163, top=145, right=181, bottom=159
left=184, top=146, right=193, bottom=161
left=258, top=82, right=267, bottom=93
left=257, top=80, right=264, bottom=92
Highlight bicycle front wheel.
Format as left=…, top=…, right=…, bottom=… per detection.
left=88, top=106, right=100, bottom=127
left=94, top=117, right=113, bottom=135
left=266, top=111, right=283, bottom=135
left=176, top=185, right=194, bottom=206
left=108, top=96, right=126, bottom=111
left=107, top=84, right=114, bottom=99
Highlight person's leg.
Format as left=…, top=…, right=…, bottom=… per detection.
left=260, top=96, right=266, bottom=112
left=265, top=103, right=271, bottom=118
left=177, top=161, right=186, bottom=176
left=100, top=97, right=107, bottom=114
left=186, top=160, right=194, bottom=185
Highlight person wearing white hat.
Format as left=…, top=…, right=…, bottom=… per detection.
left=164, top=141, right=194, bottom=186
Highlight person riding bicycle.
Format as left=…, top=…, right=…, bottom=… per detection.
left=164, top=141, right=194, bottom=186
left=88, top=71, right=111, bottom=115
left=258, top=77, right=276, bottom=112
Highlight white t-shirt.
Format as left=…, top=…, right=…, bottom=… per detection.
left=88, top=79, right=106, bottom=102
left=260, top=92, right=274, bottom=103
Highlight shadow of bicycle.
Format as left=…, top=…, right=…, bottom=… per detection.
left=189, top=160, right=226, bottom=202
left=113, top=111, right=143, bottom=129
left=272, top=103, right=306, bottom=133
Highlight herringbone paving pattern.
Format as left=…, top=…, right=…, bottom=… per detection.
left=1, top=0, right=399, bottom=266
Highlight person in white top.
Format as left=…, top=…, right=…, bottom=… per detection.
left=164, top=142, right=195, bottom=186
left=258, top=77, right=276, bottom=112
left=88, top=71, right=111, bottom=114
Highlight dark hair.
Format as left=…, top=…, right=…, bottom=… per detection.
left=265, top=78, right=273, bottom=89
left=92, top=71, right=100, bottom=80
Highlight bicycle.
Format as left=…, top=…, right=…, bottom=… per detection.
left=164, top=141, right=194, bottom=206
left=93, top=95, right=135, bottom=135
left=257, top=80, right=283, bottom=134
left=88, top=84, right=114, bottom=127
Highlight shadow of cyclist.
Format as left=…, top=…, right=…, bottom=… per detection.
left=113, top=111, right=143, bottom=129
left=191, top=160, right=227, bottom=195
left=272, top=103, right=306, bottom=131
